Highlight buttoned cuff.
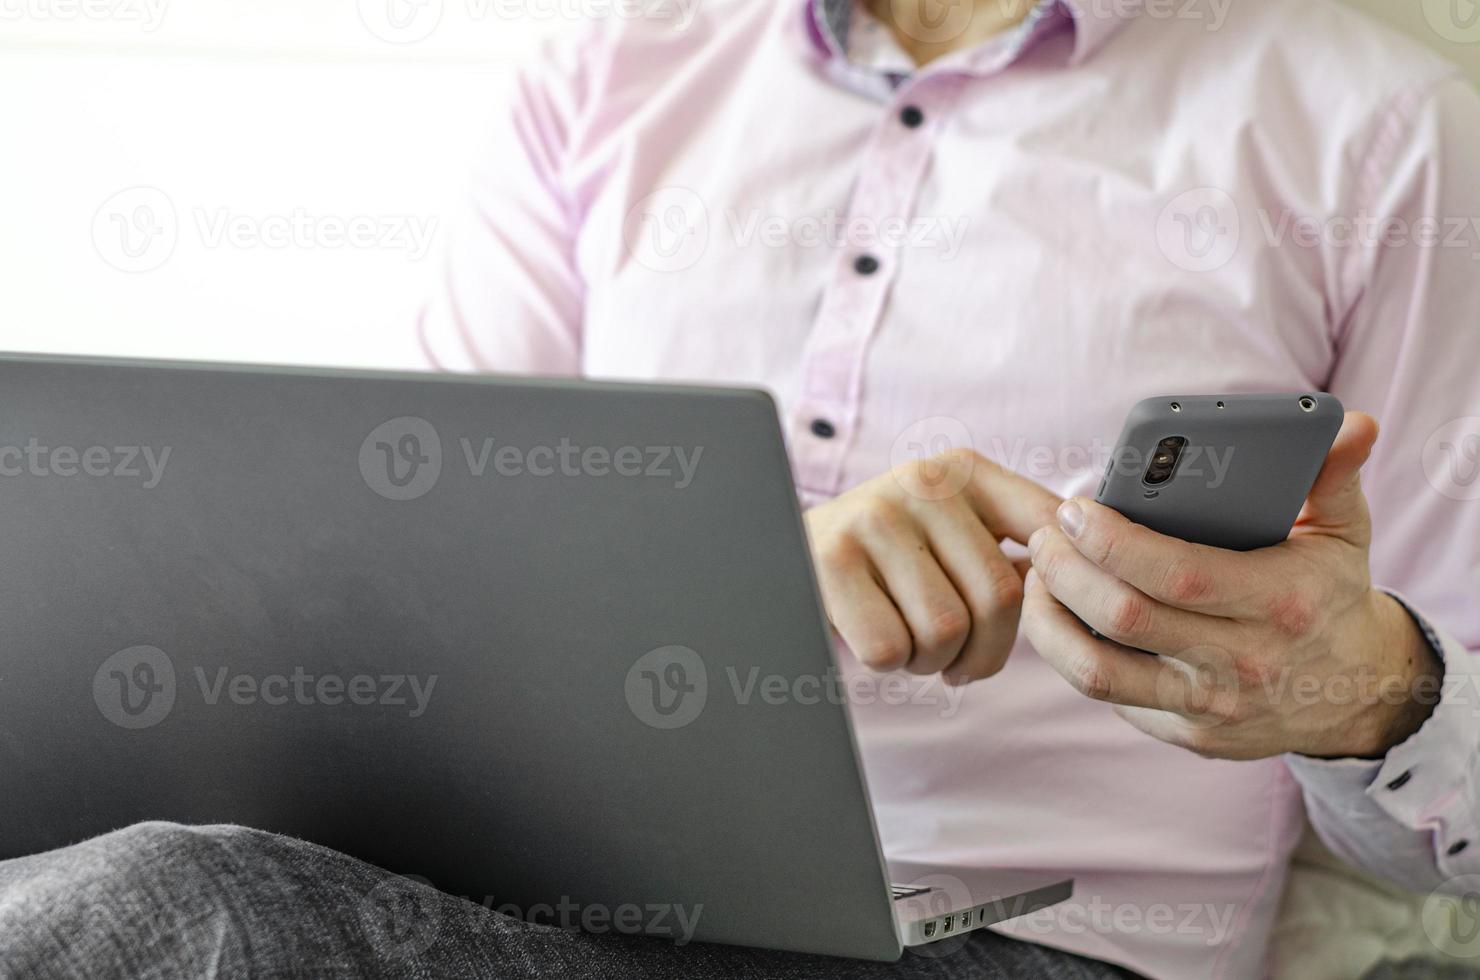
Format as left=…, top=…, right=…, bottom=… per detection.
left=1285, top=592, right=1480, bottom=873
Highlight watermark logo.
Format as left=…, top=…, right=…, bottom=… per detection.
left=625, top=645, right=707, bottom=730
left=1424, top=0, right=1480, bottom=44
left=357, top=0, right=444, bottom=43
left=1423, top=417, right=1480, bottom=501
left=1156, top=187, right=1241, bottom=273
left=1424, top=876, right=1480, bottom=958
left=360, top=874, right=445, bottom=957
left=96, top=649, right=438, bottom=728
left=92, top=186, right=178, bottom=274
left=0, top=0, right=169, bottom=31
left=0, top=440, right=172, bottom=488
left=624, top=649, right=968, bottom=730
left=894, top=872, right=977, bottom=957
left=890, top=417, right=975, bottom=501
left=361, top=417, right=443, bottom=501
left=886, top=0, right=973, bottom=44
left=1154, top=644, right=1238, bottom=731
left=94, top=645, right=176, bottom=729
left=92, top=187, right=437, bottom=272
left=624, top=187, right=709, bottom=273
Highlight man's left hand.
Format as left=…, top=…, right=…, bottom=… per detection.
left=1022, top=411, right=1442, bottom=761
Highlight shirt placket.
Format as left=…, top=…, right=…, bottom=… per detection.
left=791, top=73, right=967, bottom=498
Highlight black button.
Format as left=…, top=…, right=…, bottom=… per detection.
left=1450, top=840, right=1470, bottom=857
left=1385, top=770, right=1414, bottom=791
left=854, top=254, right=880, bottom=276
left=900, top=105, right=925, bottom=128
left=810, top=419, right=837, bottom=439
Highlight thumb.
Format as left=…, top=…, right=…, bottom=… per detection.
left=1293, top=411, right=1378, bottom=544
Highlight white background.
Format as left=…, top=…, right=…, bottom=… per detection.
left=0, top=0, right=587, bottom=369
left=1, top=0, right=1475, bottom=370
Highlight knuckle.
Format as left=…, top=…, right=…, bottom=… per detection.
left=1265, top=587, right=1320, bottom=640
left=854, top=636, right=911, bottom=671
left=1161, top=558, right=1216, bottom=606
left=1032, top=540, right=1065, bottom=586
left=855, top=498, right=909, bottom=539
left=916, top=603, right=972, bottom=653
left=1083, top=523, right=1118, bottom=567
left=1067, top=655, right=1115, bottom=702
left=972, top=649, right=1012, bottom=680
left=1104, top=591, right=1153, bottom=642
left=977, top=568, right=1025, bottom=614
left=813, top=535, right=858, bottom=573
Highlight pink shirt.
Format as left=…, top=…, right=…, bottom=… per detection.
left=417, top=1, right=1480, bottom=975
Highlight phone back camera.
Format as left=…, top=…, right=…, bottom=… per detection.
left=1143, top=436, right=1188, bottom=487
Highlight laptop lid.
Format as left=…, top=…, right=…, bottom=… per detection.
left=0, top=354, right=903, bottom=961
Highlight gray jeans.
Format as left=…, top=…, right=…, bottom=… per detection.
left=0, top=822, right=1138, bottom=979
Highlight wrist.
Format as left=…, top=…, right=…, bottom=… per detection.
left=1346, top=591, right=1443, bottom=759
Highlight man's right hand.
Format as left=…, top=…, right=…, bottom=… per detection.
left=803, top=449, right=1063, bottom=686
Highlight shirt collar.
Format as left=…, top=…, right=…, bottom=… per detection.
left=805, top=0, right=1138, bottom=70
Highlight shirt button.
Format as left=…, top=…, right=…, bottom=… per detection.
left=900, top=105, right=925, bottom=128
left=810, top=418, right=837, bottom=440
left=1449, top=840, right=1470, bottom=857
left=853, top=254, right=880, bottom=276
left=1385, top=770, right=1414, bottom=791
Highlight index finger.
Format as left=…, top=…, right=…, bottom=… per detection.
left=960, top=454, right=1064, bottom=546
left=1055, top=497, right=1267, bottom=617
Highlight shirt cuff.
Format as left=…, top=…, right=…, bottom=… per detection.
left=1284, top=592, right=1480, bottom=871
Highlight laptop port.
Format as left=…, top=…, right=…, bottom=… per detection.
left=943, top=916, right=954, bottom=934
left=961, top=913, right=972, bottom=929
left=979, top=908, right=987, bottom=924
left=923, top=921, right=936, bottom=939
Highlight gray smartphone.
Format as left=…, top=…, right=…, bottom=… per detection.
left=1095, top=393, right=1345, bottom=552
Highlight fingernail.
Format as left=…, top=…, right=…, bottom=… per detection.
left=1028, top=527, right=1046, bottom=557
left=1058, top=500, right=1084, bottom=539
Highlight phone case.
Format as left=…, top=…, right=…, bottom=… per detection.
left=1095, top=393, right=1344, bottom=551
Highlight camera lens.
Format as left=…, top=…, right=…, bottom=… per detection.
left=1143, top=435, right=1188, bottom=487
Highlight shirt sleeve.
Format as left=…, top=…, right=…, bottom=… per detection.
left=414, top=30, right=605, bottom=376
left=1282, top=74, right=1480, bottom=895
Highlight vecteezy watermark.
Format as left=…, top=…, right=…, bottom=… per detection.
left=623, top=187, right=971, bottom=274
left=93, top=647, right=439, bottom=728
left=92, top=187, right=438, bottom=273
left=355, top=0, right=700, bottom=44
left=885, top=422, right=1237, bottom=502
left=1258, top=209, right=1480, bottom=260
left=1423, top=0, right=1480, bottom=44
left=1156, top=187, right=1242, bottom=273
left=1013, top=895, right=1240, bottom=946
left=623, top=646, right=969, bottom=730
left=0, top=439, right=171, bottom=489
left=359, top=417, right=704, bottom=501
left=1158, top=185, right=1480, bottom=273
left=1423, top=417, right=1480, bottom=501
left=360, top=417, right=444, bottom=502
left=890, top=417, right=977, bottom=501
left=93, top=186, right=178, bottom=273
left=625, top=645, right=709, bottom=730
left=0, top=0, right=169, bottom=31
left=358, top=873, right=705, bottom=957
left=94, top=646, right=177, bottom=729
left=1424, top=876, right=1480, bottom=959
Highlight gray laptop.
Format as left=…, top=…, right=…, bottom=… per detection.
left=0, top=354, right=1070, bottom=961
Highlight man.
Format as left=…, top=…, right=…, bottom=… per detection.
left=4, top=0, right=1479, bottom=977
